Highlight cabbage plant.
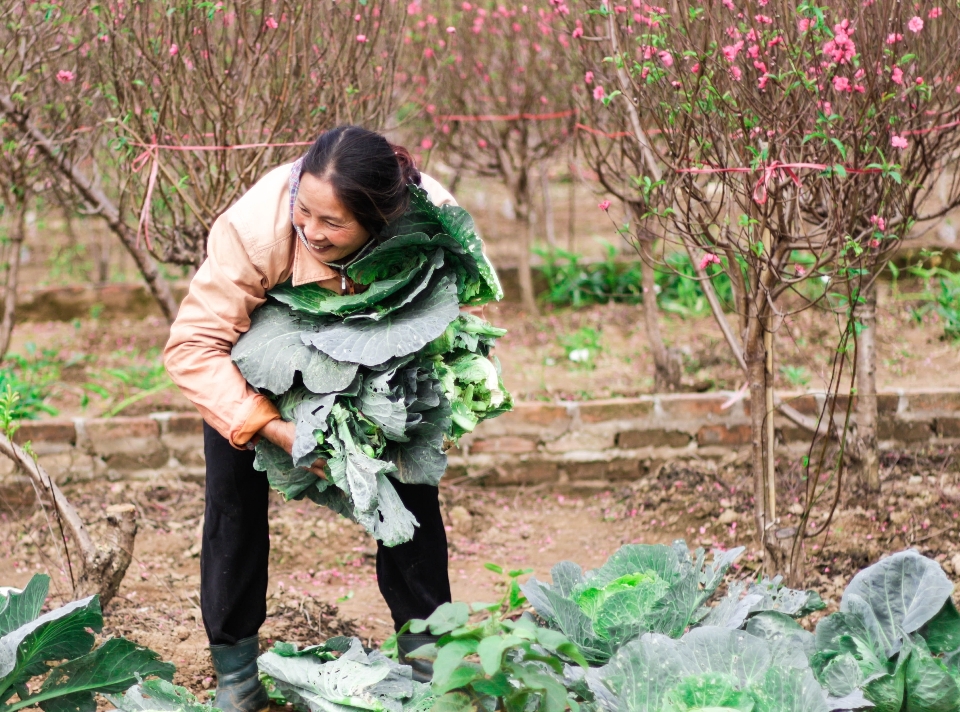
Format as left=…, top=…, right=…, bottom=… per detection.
left=810, top=549, right=960, bottom=712
left=521, top=542, right=745, bottom=664
left=233, top=186, right=510, bottom=546
left=0, top=574, right=173, bottom=712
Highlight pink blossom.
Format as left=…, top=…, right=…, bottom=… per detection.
left=584, top=71, right=594, bottom=84
left=908, top=16, right=923, bottom=33
left=755, top=14, right=772, bottom=23
left=477, top=138, right=488, bottom=148
left=929, top=7, right=942, bottom=19
left=758, top=75, right=769, bottom=90
left=753, top=60, right=766, bottom=72
left=265, top=16, right=278, bottom=29
left=797, top=18, right=812, bottom=32
left=698, top=253, right=721, bottom=270
left=356, top=34, right=368, bottom=42
left=870, top=215, right=886, bottom=231
left=747, top=44, right=760, bottom=59
left=891, top=135, right=908, bottom=149
left=916, top=77, right=924, bottom=85
left=721, top=40, right=744, bottom=61
left=886, top=33, right=903, bottom=44
left=56, top=70, right=75, bottom=83
left=833, top=76, right=850, bottom=92
left=823, top=23, right=856, bottom=64
left=868, top=239, right=881, bottom=248
left=891, top=66, right=904, bottom=85
left=614, top=4, right=627, bottom=12
left=691, top=62, right=700, bottom=73
left=730, top=66, right=742, bottom=81
left=795, top=265, right=806, bottom=276
left=598, top=200, right=611, bottom=211
left=169, top=43, right=179, bottom=56
left=722, top=0, right=734, bottom=9
left=593, top=85, right=605, bottom=100
left=571, top=22, right=583, bottom=38
left=658, top=50, right=673, bottom=67
left=446, top=26, right=456, bottom=33
left=420, top=138, right=434, bottom=150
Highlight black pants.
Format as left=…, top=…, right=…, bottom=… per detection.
left=200, top=422, right=451, bottom=645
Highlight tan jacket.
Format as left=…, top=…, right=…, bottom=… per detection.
left=163, top=163, right=457, bottom=448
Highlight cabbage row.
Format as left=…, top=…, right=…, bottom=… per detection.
left=249, top=546, right=960, bottom=712
left=232, top=187, right=511, bottom=546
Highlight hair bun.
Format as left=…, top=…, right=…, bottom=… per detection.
left=392, top=144, right=422, bottom=186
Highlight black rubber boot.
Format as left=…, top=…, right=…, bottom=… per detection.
left=397, top=633, right=440, bottom=684
left=210, top=635, right=270, bottom=712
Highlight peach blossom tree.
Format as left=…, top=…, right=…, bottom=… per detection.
left=574, top=0, right=960, bottom=574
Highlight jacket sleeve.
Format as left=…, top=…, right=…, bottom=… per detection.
left=163, top=214, right=281, bottom=448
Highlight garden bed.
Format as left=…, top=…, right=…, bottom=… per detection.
left=0, top=446, right=956, bottom=696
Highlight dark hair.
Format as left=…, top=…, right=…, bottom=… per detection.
left=301, top=126, right=421, bottom=238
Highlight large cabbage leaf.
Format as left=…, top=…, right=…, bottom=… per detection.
left=233, top=304, right=358, bottom=395
left=376, top=186, right=501, bottom=305
left=257, top=638, right=430, bottom=712
left=303, top=275, right=460, bottom=367
left=840, top=549, right=953, bottom=658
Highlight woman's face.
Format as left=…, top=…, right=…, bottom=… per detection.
left=293, top=173, right=371, bottom=262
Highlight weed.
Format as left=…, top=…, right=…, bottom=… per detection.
left=559, top=327, right=601, bottom=369
left=780, top=364, right=811, bottom=388
left=0, top=344, right=62, bottom=419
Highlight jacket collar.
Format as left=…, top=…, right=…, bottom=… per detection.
left=291, top=235, right=339, bottom=286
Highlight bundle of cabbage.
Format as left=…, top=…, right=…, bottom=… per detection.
left=233, top=186, right=511, bottom=546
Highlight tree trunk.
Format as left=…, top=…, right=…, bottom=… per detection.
left=856, top=284, right=880, bottom=493
left=567, top=163, right=577, bottom=251
left=0, top=198, right=25, bottom=359
left=517, top=206, right=539, bottom=315
left=0, top=95, right=179, bottom=322
left=0, top=433, right=137, bottom=606
left=540, top=168, right=556, bottom=247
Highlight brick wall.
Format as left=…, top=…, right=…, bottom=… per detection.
left=3, top=388, right=960, bottom=485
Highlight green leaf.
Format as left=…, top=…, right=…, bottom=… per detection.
left=0, top=595, right=102, bottom=698
left=432, top=640, right=479, bottom=691
left=904, top=637, right=960, bottom=712
left=477, top=635, right=522, bottom=676
left=920, top=598, right=960, bottom=654
left=108, top=678, right=212, bottom=712
left=13, top=637, right=174, bottom=712
left=232, top=303, right=358, bottom=395
left=303, top=274, right=460, bottom=367
left=272, top=251, right=430, bottom=316
left=484, top=564, right=504, bottom=575
left=424, top=603, right=471, bottom=636
left=841, top=550, right=953, bottom=658
left=0, top=576, right=49, bottom=637
left=430, top=691, right=474, bottom=712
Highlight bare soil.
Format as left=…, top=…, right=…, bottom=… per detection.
left=1, top=448, right=958, bottom=697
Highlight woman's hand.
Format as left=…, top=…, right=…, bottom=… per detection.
left=258, top=419, right=327, bottom=479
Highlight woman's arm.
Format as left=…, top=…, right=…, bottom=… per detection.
left=163, top=214, right=281, bottom=449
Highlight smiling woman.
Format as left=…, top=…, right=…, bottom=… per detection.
left=162, top=125, right=460, bottom=712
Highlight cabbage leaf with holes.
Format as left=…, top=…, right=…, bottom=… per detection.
left=257, top=638, right=433, bottom=712
left=233, top=191, right=509, bottom=547
left=521, top=542, right=745, bottom=664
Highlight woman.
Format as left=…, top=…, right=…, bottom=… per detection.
left=164, top=127, right=456, bottom=712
